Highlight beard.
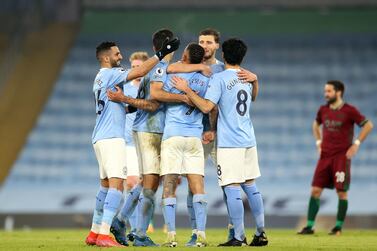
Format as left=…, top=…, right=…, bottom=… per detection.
left=203, top=50, right=215, bottom=60
left=326, top=96, right=337, bottom=105
left=110, top=59, right=120, bottom=67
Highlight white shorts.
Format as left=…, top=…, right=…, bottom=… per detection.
left=217, top=146, right=261, bottom=186
left=133, top=131, right=162, bottom=175
left=93, top=138, right=127, bottom=179
left=203, top=139, right=217, bottom=166
left=160, top=136, right=204, bottom=176
left=126, top=146, right=139, bottom=177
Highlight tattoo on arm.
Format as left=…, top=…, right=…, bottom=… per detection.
left=209, top=106, right=218, bottom=131
left=123, top=96, right=160, bottom=112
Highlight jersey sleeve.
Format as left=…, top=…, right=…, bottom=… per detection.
left=204, top=74, right=222, bottom=105
left=315, top=107, right=323, bottom=125
left=150, top=63, right=168, bottom=84
left=163, top=74, right=173, bottom=92
left=349, top=105, right=367, bottom=127
left=110, top=68, right=129, bottom=89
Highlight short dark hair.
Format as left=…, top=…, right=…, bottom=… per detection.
left=96, top=41, right=117, bottom=59
left=152, top=29, right=174, bottom=51
left=199, top=28, right=220, bottom=43
left=222, top=38, right=247, bottom=66
left=327, top=80, right=345, bottom=97
left=186, top=43, right=205, bottom=64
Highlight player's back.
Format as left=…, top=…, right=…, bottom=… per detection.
left=207, top=69, right=256, bottom=148
left=163, top=72, right=209, bottom=140
left=92, top=67, right=128, bottom=144
left=133, top=61, right=168, bottom=134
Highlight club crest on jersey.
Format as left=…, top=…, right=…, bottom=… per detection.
left=154, top=67, right=164, bottom=78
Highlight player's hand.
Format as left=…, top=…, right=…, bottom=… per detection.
left=238, top=68, right=258, bottom=83
left=155, top=37, right=180, bottom=60
left=346, top=144, right=359, bottom=159
left=107, top=86, right=124, bottom=103
left=200, top=64, right=212, bottom=77
left=171, top=76, right=190, bottom=93
left=202, top=131, right=216, bottom=144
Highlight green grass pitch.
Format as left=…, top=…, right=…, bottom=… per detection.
left=1, top=228, right=377, bottom=250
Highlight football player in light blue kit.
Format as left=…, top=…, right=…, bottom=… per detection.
left=172, top=38, right=267, bottom=247
left=86, top=39, right=179, bottom=247
left=160, top=43, right=209, bottom=247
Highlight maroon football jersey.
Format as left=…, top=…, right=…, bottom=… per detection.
left=316, top=103, right=367, bottom=158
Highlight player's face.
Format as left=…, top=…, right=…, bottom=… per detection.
left=109, top=46, right=123, bottom=67
left=131, top=59, right=144, bottom=82
left=199, top=35, right=219, bottom=60
left=324, top=84, right=338, bottom=104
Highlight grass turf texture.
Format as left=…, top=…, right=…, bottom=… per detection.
left=1, top=229, right=377, bottom=250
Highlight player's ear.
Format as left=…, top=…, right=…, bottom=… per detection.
left=215, top=43, right=220, bottom=50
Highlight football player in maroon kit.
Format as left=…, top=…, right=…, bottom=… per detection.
left=298, top=80, right=373, bottom=235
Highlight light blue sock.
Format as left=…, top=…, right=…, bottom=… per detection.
left=92, top=186, right=108, bottom=226
left=222, top=188, right=234, bottom=227
left=163, top=197, right=177, bottom=232
left=119, top=184, right=142, bottom=224
left=128, top=203, right=138, bottom=230
left=137, top=189, right=155, bottom=237
left=193, top=194, right=207, bottom=232
left=241, top=183, right=265, bottom=235
left=187, top=190, right=197, bottom=230
left=102, top=188, right=123, bottom=226
left=135, top=193, right=144, bottom=232
left=224, top=186, right=245, bottom=241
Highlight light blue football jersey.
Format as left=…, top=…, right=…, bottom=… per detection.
left=163, top=72, right=210, bottom=140
left=123, top=80, right=140, bottom=146
left=204, top=68, right=256, bottom=148
left=203, top=59, right=225, bottom=131
left=132, top=61, right=168, bottom=133
left=92, top=67, right=129, bottom=144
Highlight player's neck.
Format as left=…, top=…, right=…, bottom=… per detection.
left=100, top=63, right=112, bottom=69
left=204, top=56, right=217, bottom=65
left=330, top=99, right=344, bottom=110
left=225, top=63, right=240, bottom=70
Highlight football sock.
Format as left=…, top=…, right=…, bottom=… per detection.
left=193, top=194, right=207, bottom=232
left=307, top=196, right=320, bottom=228
left=241, top=183, right=265, bottom=235
left=336, top=199, right=348, bottom=228
left=224, top=186, right=245, bottom=241
left=91, top=186, right=108, bottom=233
left=118, top=183, right=142, bottom=224
left=100, top=188, right=123, bottom=235
left=137, top=188, right=155, bottom=237
left=187, top=190, right=197, bottom=230
left=162, top=197, right=177, bottom=232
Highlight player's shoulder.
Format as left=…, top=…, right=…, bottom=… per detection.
left=343, top=103, right=360, bottom=113
left=150, top=61, right=168, bottom=79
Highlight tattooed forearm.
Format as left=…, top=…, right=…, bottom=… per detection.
left=123, top=96, right=160, bottom=112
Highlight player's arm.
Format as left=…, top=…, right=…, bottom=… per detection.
left=167, top=62, right=212, bottom=76
left=346, top=120, right=373, bottom=159
left=150, top=81, right=193, bottom=105
left=107, top=86, right=160, bottom=112
left=171, top=76, right=215, bottom=114
left=237, top=68, right=259, bottom=101
left=126, top=38, right=181, bottom=81
left=312, top=120, right=322, bottom=154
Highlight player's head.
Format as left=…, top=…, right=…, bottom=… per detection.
left=152, top=29, right=174, bottom=52
left=325, top=80, right=345, bottom=104
left=129, top=51, right=149, bottom=83
left=96, top=41, right=122, bottom=67
left=181, top=43, right=205, bottom=64
left=222, top=38, right=247, bottom=66
left=199, top=28, right=220, bottom=60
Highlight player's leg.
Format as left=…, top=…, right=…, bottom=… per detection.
left=85, top=179, right=108, bottom=245
left=217, top=148, right=246, bottom=246
left=329, top=155, right=351, bottom=235
left=161, top=174, right=179, bottom=247
left=184, top=137, right=207, bottom=247
left=241, top=146, right=267, bottom=246
left=298, top=157, right=331, bottom=234
left=96, top=138, right=127, bottom=247
left=160, top=136, right=184, bottom=247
